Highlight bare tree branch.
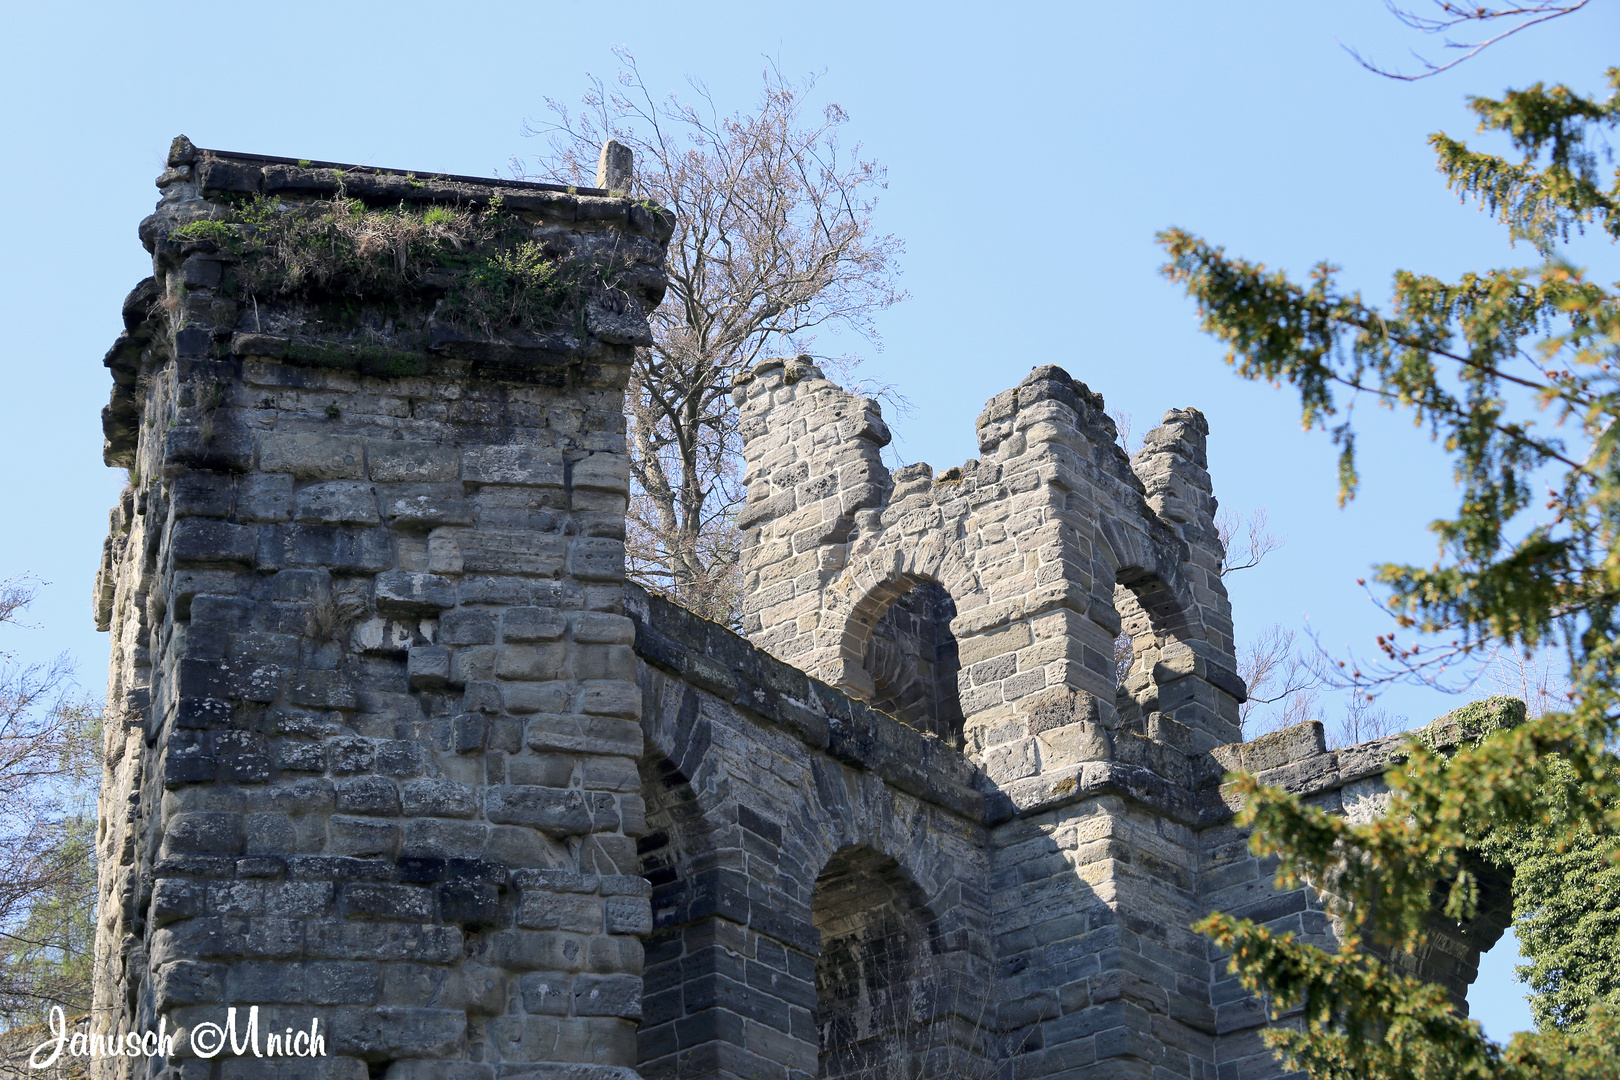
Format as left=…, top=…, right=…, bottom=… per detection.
left=1217, top=506, right=1282, bottom=577
left=0, top=579, right=100, bottom=1028
left=1238, top=623, right=1326, bottom=735
left=1345, top=0, right=1591, bottom=81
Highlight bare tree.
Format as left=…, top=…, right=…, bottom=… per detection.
left=1483, top=645, right=1572, bottom=718
left=1347, top=0, right=1591, bottom=80
left=1331, top=691, right=1403, bottom=748
left=0, top=579, right=99, bottom=1033
left=519, top=52, right=906, bottom=621
left=1109, top=409, right=1140, bottom=457
left=1238, top=623, right=1326, bottom=736
left=1216, top=506, right=1281, bottom=577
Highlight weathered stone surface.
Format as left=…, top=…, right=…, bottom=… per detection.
left=93, top=140, right=1511, bottom=1080
left=92, top=140, right=668, bottom=1080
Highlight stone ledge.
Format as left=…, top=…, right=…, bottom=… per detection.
left=625, top=582, right=986, bottom=822
left=1197, top=697, right=1527, bottom=826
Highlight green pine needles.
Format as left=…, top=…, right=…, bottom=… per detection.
left=1162, top=68, right=1620, bottom=1080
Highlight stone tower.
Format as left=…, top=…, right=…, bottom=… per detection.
left=92, top=138, right=672, bottom=1078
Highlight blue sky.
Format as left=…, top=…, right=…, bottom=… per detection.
left=3, top=0, right=1614, bottom=1042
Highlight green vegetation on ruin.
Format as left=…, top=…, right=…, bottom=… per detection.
left=169, top=192, right=620, bottom=338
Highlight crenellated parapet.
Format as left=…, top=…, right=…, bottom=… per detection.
left=734, top=358, right=1246, bottom=813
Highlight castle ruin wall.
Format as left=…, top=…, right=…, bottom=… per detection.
left=86, top=139, right=1512, bottom=1080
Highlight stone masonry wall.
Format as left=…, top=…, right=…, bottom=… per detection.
left=92, top=139, right=671, bottom=1080
left=626, top=583, right=990, bottom=1080
left=627, top=577, right=1516, bottom=1080
left=90, top=141, right=1515, bottom=1080
left=733, top=358, right=1246, bottom=825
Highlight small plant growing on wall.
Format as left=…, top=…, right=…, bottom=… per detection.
left=167, top=192, right=623, bottom=337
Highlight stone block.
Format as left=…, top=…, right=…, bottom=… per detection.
left=437, top=880, right=502, bottom=927
left=161, top=812, right=245, bottom=857
left=485, top=785, right=616, bottom=837
left=369, top=440, right=461, bottom=483
left=171, top=471, right=236, bottom=518
left=408, top=646, right=452, bottom=689
left=573, top=974, right=642, bottom=1018
left=441, top=610, right=498, bottom=645
left=259, top=433, right=365, bottom=479
left=289, top=480, right=379, bottom=527
left=504, top=607, right=568, bottom=642
left=579, top=681, right=639, bottom=718
left=572, top=612, right=635, bottom=644
left=153, top=960, right=224, bottom=1009
left=386, top=494, right=476, bottom=529
left=266, top=525, right=392, bottom=573
left=343, top=883, right=436, bottom=923
left=326, top=817, right=400, bottom=859
left=503, top=682, right=572, bottom=715
left=401, top=818, right=490, bottom=860
left=604, top=895, right=652, bottom=935
left=306, top=961, right=379, bottom=1006
left=519, top=973, right=572, bottom=1015
left=518, top=891, right=604, bottom=933
left=330, top=1006, right=465, bottom=1060
left=455, top=530, right=566, bottom=575
left=401, top=777, right=478, bottom=818
left=150, top=877, right=205, bottom=925
left=568, top=537, right=625, bottom=581
left=335, top=776, right=401, bottom=816
left=496, top=644, right=567, bottom=682
left=171, top=519, right=258, bottom=567
left=571, top=452, right=630, bottom=494
left=376, top=571, right=457, bottom=615
left=463, top=445, right=564, bottom=487
left=524, top=714, right=641, bottom=757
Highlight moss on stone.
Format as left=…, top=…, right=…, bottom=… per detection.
left=1420, top=694, right=1527, bottom=749
left=283, top=340, right=431, bottom=378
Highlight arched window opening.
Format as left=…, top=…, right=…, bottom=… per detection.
left=1112, top=583, right=1156, bottom=727
left=863, top=582, right=964, bottom=747
left=813, top=847, right=941, bottom=1080
left=634, top=746, right=714, bottom=1077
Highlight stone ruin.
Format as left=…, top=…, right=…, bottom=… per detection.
left=86, top=137, right=1513, bottom=1080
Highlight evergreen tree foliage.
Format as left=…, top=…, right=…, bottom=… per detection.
left=1160, top=68, right=1620, bottom=1078
left=1480, top=758, right=1620, bottom=1033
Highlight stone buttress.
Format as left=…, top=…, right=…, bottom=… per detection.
left=92, top=138, right=672, bottom=1080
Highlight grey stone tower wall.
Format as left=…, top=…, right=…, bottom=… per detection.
left=733, top=358, right=1246, bottom=809
left=626, top=582, right=1516, bottom=1080
left=92, top=140, right=672, bottom=1079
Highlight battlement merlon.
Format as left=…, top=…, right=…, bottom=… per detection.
left=734, top=358, right=1246, bottom=792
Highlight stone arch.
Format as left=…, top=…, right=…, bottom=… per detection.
left=634, top=744, right=724, bottom=1077
left=633, top=660, right=993, bottom=1080
left=1112, top=564, right=1205, bottom=722
left=820, top=525, right=976, bottom=710
left=833, top=568, right=967, bottom=745
left=863, top=581, right=965, bottom=746
left=1094, top=514, right=1245, bottom=747
left=812, top=844, right=984, bottom=1080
